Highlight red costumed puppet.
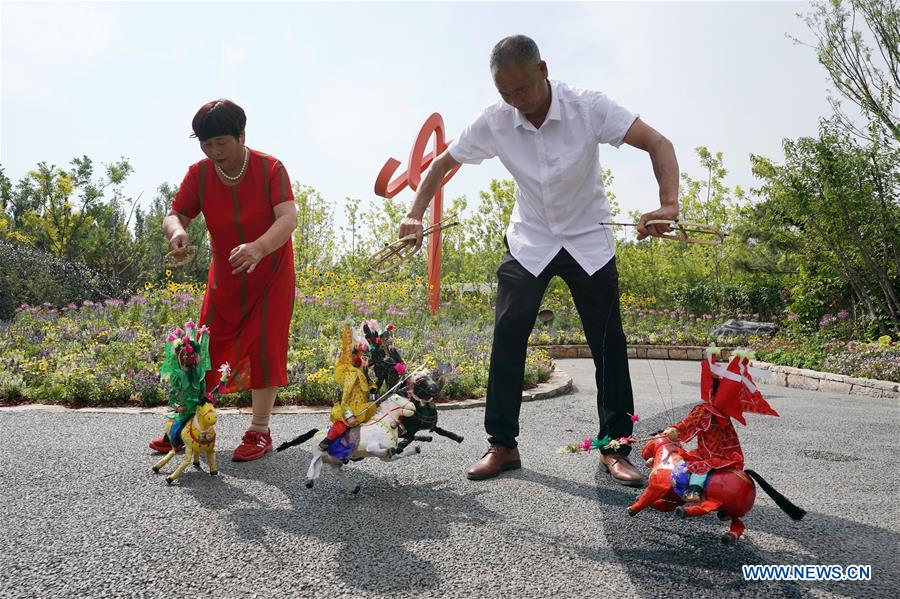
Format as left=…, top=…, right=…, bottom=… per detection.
left=663, top=348, right=779, bottom=503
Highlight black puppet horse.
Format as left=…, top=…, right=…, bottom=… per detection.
left=362, top=322, right=464, bottom=454
left=395, top=374, right=464, bottom=454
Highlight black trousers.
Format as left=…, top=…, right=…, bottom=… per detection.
left=485, top=249, right=635, bottom=456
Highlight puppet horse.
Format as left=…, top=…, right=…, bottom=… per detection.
left=276, top=393, right=419, bottom=494
left=627, top=435, right=805, bottom=544
left=152, top=399, right=218, bottom=484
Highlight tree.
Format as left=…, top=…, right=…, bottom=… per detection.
left=460, top=179, right=517, bottom=284
left=795, top=0, right=900, bottom=143
left=132, top=183, right=211, bottom=286
left=293, top=184, right=336, bottom=271
left=749, top=120, right=900, bottom=333
left=616, top=148, right=748, bottom=309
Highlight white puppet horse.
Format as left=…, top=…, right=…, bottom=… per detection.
left=276, top=393, right=420, bottom=494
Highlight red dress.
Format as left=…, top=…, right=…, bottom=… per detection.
left=172, top=148, right=295, bottom=392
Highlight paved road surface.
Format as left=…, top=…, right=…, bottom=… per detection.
left=1, top=359, right=897, bottom=598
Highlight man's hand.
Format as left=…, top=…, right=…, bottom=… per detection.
left=398, top=216, right=425, bottom=250
left=663, top=427, right=679, bottom=442
left=397, top=150, right=461, bottom=250
left=637, top=204, right=679, bottom=240
left=229, top=241, right=265, bottom=275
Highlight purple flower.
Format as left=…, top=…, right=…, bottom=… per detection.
left=82, top=300, right=95, bottom=307
left=820, top=314, right=836, bottom=326
left=127, top=295, right=146, bottom=305
left=787, top=313, right=799, bottom=321
left=837, top=309, right=849, bottom=320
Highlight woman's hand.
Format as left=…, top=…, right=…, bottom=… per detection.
left=663, top=427, right=679, bottom=442
left=168, top=230, right=191, bottom=257
left=229, top=241, right=265, bottom=275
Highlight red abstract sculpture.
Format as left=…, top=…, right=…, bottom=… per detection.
left=628, top=435, right=806, bottom=544
left=375, top=113, right=461, bottom=314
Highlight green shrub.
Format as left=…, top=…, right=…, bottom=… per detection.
left=0, top=240, right=124, bottom=320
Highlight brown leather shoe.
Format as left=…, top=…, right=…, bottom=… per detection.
left=466, top=445, right=521, bottom=480
left=600, top=453, right=644, bottom=487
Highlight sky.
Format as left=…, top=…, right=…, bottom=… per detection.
left=1, top=1, right=834, bottom=237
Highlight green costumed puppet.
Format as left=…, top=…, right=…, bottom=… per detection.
left=156, top=321, right=213, bottom=450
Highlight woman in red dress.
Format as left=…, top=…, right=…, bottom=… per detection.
left=149, top=99, right=298, bottom=461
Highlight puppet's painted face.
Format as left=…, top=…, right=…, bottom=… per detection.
left=177, top=340, right=201, bottom=370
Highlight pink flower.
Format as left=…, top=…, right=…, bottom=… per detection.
left=185, top=321, right=196, bottom=330
left=386, top=323, right=395, bottom=331
left=629, top=413, right=640, bottom=423
left=166, top=334, right=177, bottom=342
left=394, top=363, right=407, bottom=375
left=579, top=438, right=593, bottom=451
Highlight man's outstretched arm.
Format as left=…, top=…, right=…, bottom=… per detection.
left=622, top=119, right=679, bottom=240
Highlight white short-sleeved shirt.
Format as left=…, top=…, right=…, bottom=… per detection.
left=448, top=79, right=638, bottom=276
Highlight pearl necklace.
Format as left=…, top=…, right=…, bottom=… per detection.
left=216, top=147, right=249, bottom=182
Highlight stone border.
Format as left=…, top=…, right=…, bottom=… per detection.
left=537, top=343, right=898, bottom=400
left=432, top=369, right=572, bottom=411
left=0, top=370, right=574, bottom=414
left=537, top=344, right=734, bottom=361
left=750, top=361, right=899, bottom=399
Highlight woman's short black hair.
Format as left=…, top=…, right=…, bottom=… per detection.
left=191, top=99, right=246, bottom=141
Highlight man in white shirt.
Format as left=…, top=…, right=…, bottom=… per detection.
left=398, top=35, right=679, bottom=486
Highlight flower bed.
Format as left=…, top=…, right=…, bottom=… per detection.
left=748, top=335, right=899, bottom=383
left=0, top=274, right=554, bottom=407
left=4, top=269, right=896, bottom=406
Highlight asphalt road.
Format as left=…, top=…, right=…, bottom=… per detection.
left=1, top=359, right=897, bottom=599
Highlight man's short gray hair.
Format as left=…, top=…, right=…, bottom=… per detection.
left=490, top=35, right=541, bottom=73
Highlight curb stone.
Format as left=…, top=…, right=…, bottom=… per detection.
left=537, top=344, right=898, bottom=400
left=750, top=360, right=898, bottom=399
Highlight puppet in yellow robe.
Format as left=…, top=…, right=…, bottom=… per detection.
left=318, top=322, right=378, bottom=451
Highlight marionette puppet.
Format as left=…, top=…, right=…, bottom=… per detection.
left=152, top=322, right=231, bottom=484
left=360, top=320, right=464, bottom=454
left=626, top=348, right=806, bottom=544
left=362, top=320, right=408, bottom=396
left=315, top=321, right=380, bottom=455
left=151, top=321, right=212, bottom=451
left=661, top=348, right=777, bottom=503
left=276, top=321, right=433, bottom=493
left=394, top=371, right=464, bottom=454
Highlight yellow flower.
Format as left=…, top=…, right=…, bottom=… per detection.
left=165, top=269, right=172, bottom=278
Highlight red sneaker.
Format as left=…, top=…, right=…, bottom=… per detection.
left=149, top=436, right=173, bottom=454
left=232, top=429, right=273, bottom=462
